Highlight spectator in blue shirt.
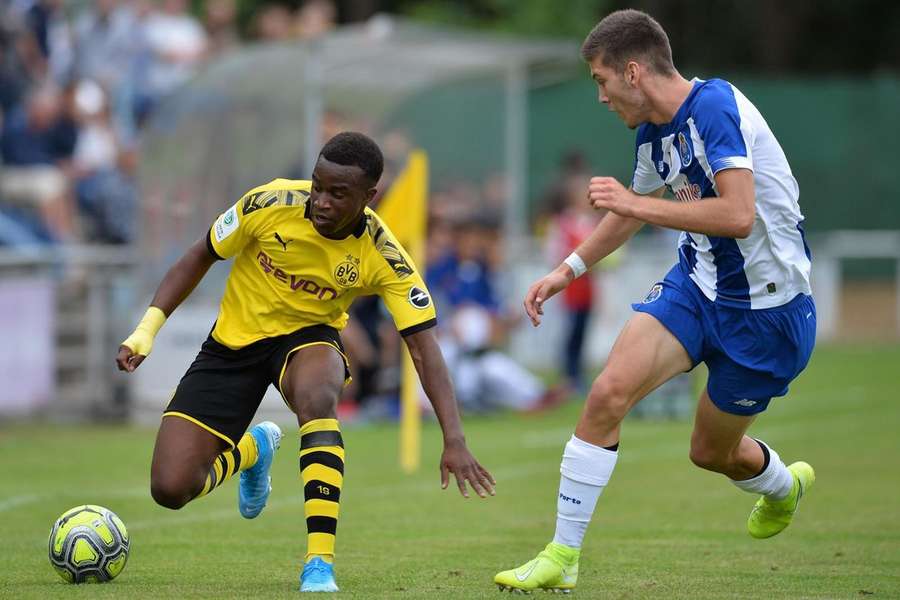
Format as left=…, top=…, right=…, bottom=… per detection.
left=0, top=84, right=77, bottom=241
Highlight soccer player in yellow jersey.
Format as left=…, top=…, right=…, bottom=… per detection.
left=116, top=132, right=495, bottom=592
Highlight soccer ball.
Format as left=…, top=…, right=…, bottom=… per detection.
left=48, top=505, right=130, bottom=583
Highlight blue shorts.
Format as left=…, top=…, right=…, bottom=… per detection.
left=632, top=266, right=816, bottom=416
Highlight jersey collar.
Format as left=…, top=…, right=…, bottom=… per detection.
left=352, top=213, right=368, bottom=238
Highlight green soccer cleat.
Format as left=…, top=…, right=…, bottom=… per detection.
left=748, top=461, right=815, bottom=539
left=494, top=542, right=579, bottom=593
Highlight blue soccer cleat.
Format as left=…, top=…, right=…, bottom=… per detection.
left=238, top=421, right=282, bottom=519
left=300, top=557, right=339, bottom=592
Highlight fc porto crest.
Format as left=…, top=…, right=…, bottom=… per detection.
left=677, top=131, right=692, bottom=167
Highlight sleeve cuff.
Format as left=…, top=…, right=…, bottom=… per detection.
left=632, top=175, right=665, bottom=196
left=206, top=229, right=225, bottom=260
left=399, top=318, right=437, bottom=337
left=632, top=182, right=662, bottom=195
left=711, top=156, right=753, bottom=174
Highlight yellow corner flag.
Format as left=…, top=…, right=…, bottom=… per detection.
left=376, top=150, right=429, bottom=473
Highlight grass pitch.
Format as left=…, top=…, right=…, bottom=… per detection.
left=2, top=343, right=899, bottom=599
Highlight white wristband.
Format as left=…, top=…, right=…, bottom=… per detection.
left=563, top=252, right=587, bottom=278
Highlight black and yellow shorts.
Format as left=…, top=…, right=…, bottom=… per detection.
left=164, top=324, right=350, bottom=448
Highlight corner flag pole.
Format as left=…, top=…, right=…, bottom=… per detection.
left=375, top=150, right=429, bottom=473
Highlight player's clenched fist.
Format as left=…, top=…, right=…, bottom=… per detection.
left=588, top=176, right=635, bottom=216
left=116, top=306, right=167, bottom=372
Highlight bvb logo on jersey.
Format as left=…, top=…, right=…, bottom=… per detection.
left=334, top=258, right=360, bottom=287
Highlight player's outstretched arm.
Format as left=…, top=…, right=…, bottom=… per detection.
left=116, top=236, right=218, bottom=372
left=524, top=208, right=645, bottom=327
left=403, top=327, right=496, bottom=499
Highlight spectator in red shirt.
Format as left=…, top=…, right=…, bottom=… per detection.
left=543, top=153, right=603, bottom=392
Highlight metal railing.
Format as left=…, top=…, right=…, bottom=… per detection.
left=0, top=245, right=138, bottom=420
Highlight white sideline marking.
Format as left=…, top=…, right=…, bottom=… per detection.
left=9, top=460, right=554, bottom=539
left=2, top=439, right=683, bottom=521
left=127, top=460, right=559, bottom=531
left=0, top=487, right=148, bottom=514
left=0, top=494, right=46, bottom=513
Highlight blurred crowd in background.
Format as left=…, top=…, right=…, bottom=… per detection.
left=345, top=142, right=605, bottom=420
left=1, top=0, right=895, bottom=427
left=0, top=0, right=341, bottom=246
left=0, top=0, right=617, bottom=419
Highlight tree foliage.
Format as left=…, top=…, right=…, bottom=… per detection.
left=201, top=0, right=899, bottom=73
left=394, top=0, right=900, bottom=74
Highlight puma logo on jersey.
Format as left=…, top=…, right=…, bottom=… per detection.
left=274, top=232, right=293, bottom=251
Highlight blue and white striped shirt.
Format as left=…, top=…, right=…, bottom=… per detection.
left=631, top=78, right=812, bottom=310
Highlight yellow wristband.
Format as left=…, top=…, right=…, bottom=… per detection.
left=121, top=307, right=167, bottom=357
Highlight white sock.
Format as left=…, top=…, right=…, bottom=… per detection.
left=552, top=435, right=618, bottom=549
left=731, top=440, right=794, bottom=500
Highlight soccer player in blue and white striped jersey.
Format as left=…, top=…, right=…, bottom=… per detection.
left=496, top=9, right=816, bottom=593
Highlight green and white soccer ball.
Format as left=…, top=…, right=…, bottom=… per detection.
left=48, top=505, right=130, bottom=583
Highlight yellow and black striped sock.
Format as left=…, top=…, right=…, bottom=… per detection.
left=299, top=418, right=344, bottom=564
left=195, top=432, right=259, bottom=499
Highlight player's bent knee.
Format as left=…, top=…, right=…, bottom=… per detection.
left=583, top=375, right=632, bottom=425
left=294, top=387, right=340, bottom=424
left=150, top=475, right=195, bottom=510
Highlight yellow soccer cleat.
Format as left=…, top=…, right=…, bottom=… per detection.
left=748, top=461, right=815, bottom=539
left=494, top=542, right=579, bottom=593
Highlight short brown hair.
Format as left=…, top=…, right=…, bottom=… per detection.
left=581, top=9, right=675, bottom=77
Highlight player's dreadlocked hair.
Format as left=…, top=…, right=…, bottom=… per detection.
left=319, top=132, right=384, bottom=183
left=581, top=9, right=676, bottom=77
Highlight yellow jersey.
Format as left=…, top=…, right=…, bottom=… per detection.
left=206, top=178, right=436, bottom=349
